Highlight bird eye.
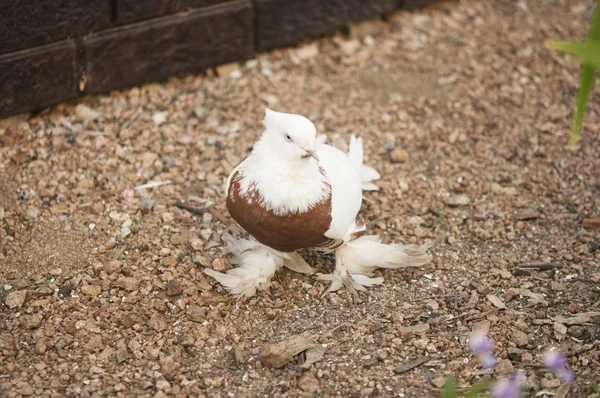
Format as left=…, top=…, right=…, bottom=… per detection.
left=284, top=134, right=292, bottom=142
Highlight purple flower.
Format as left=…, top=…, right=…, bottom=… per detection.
left=469, top=330, right=497, bottom=369
left=491, top=370, right=525, bottom=398
left=544, top=349, right=574, bottom=383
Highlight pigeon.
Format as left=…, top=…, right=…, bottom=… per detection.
left=205, top=108, right=431, bottom=297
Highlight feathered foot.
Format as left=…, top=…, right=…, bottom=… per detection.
left=206, top=234, right=314, bottom=298
left=316, top=235, right=431, bottom=294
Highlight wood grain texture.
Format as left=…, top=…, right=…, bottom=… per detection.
left=0, top=0, right=111, bottom=54
left=84, top=1, right=253, bottom=93
left=116, top=0, right=230, bottom=24
left=0, top=42, right=79, bottom=116
left=255, top=0, right=398, bottom=51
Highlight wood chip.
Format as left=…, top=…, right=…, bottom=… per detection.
left=517, top=262, right=562, bottom=270
left=134, top=180, right=173, bottom=190
left=300, top=345, right=327, bottom=369
left=582, top=218, right=600, bottom=230
left=398, top=323, right=430, bottom=336
left=486, top=294, right=508, bottom=309
left=555, top=383, right=571, bottom=398
left=393, top=356, right=431, bottom=374
left=521, top=289, right=549, bottom=306
left=259, top=334, right=316, bottom=368
left=554, top=312, right=600, bottom=325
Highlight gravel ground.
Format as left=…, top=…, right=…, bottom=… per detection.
left=1, top=0, right=599, bottom=397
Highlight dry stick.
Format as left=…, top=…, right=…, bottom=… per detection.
left=394, top=356, right=431, bottom=374
left=567, top=342, right=599, bottom=358
left=175, top=201, right=204, bottom=216
left=175, top=201, right=229, bottom=224
left=517, top=262, right=563, bottom=270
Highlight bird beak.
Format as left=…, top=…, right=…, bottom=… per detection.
left=304, top=149, right=319, bottom=161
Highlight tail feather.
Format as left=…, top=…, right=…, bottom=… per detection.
left=348, top=135, right=381, bottom=191
left=338, top=235, right=431, bottom=275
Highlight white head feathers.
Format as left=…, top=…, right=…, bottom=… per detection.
left=236, top=108, right=329, bottom=215
left=255, top=108, right=319, bottom=161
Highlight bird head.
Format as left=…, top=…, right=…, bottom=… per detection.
left=261, top=108, right=319, bottom=161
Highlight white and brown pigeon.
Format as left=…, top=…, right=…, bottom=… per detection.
left=204, top=108, right=431, bottom=298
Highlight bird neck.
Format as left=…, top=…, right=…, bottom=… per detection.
left=240, top=142, right=330, bottom=215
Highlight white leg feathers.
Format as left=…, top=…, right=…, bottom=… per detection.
left=317, top=235, right=432, bottom=294
left=204, top=234, right=314, bottom=298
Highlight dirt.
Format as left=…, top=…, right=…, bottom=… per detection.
left=1, top=0, right=599, bottom=397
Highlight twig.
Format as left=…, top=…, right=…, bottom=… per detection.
left=394, top=356, right=431, bottom=374
left=517, top=262, right=563, bottom=270
left=57, top=340, right=74, bottom=350
left=175, top=202, right=229, bottom=224
left=567, top=342, right=600, bottom=358
left=135, top=180, right=173, bottom=191
left=120, top=106, right=141, bottom=133
left=209, top=208, right=229, bottom=224
left=175, top=201, right=204, bottom=216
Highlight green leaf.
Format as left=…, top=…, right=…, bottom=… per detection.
left=547, top=1, right=600, bottom=145
left=548, top=41, right=600, bottom=68
left=571, top=64, right=597, bottom=145
left=466, top=379, right=492, bottom=398
left=441, top=376, right=458, bottom=398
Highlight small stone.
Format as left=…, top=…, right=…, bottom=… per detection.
left=511, top=329, right=529, bottom=347
left=26, top=316, right=42, bottom=329
left=216, top=62, right=240, bottom=78
left=19, top=383, right=34, bottom=396
left=211, top=258, right=229, bottom=271
left=582, top=218, right=600, bottom=230
left=541, top=377, right=561, bottom=389
left=495, top=359, right=515, bottom=375
left=162, top=212, right=174, bottom=223
left=156, top=379, right=170, bottom=391
left=87, top=335, right=104, bottom=351
left=35, top=338, right=47, bottom=354
left=6, top=362, right=16, bottom=372
left=430, top=377, right=446, bottom=389
left=189, top=238, right=203, bottom=251
left=507, top=347, right=522, bottom=362
left=26, top=207, right=40, bottom=219
left=5, top=290, right=27, bottom=308
left=297, top=372, right=320, bottom=393
left=75, top=104, right=101, bottom=122
left=0, top=207, right=4, bottom=220
left=192, top=254, right=211, bottom=267
left=58, top=284, right=72, bottom=297
left=116, top=340, right=129, bottom=363
left=149, top=314, right=168, bottom=332
left=516, top=208, right=539, bottom=220
left=115, top=276, right=139, bottom=291
left=390, top=148, right=409, bottom=163
left=33, top=285, right=54, bottom=297
left=186, top=306, right=206, bottom=323
left=138, top=197, right=155, bottom=214
left=166, top=280, right=182, bottom=296
left=170, top=234, right=189, bottom=246
left=160, top=356, right=180, bottom=376
left=553, top=322, right=567, bottom=335
left=81, top=285, right=101, bottom=297
left=152, top=111, right=167, bottom=125
left=446, top=194, right=470, bottom=206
